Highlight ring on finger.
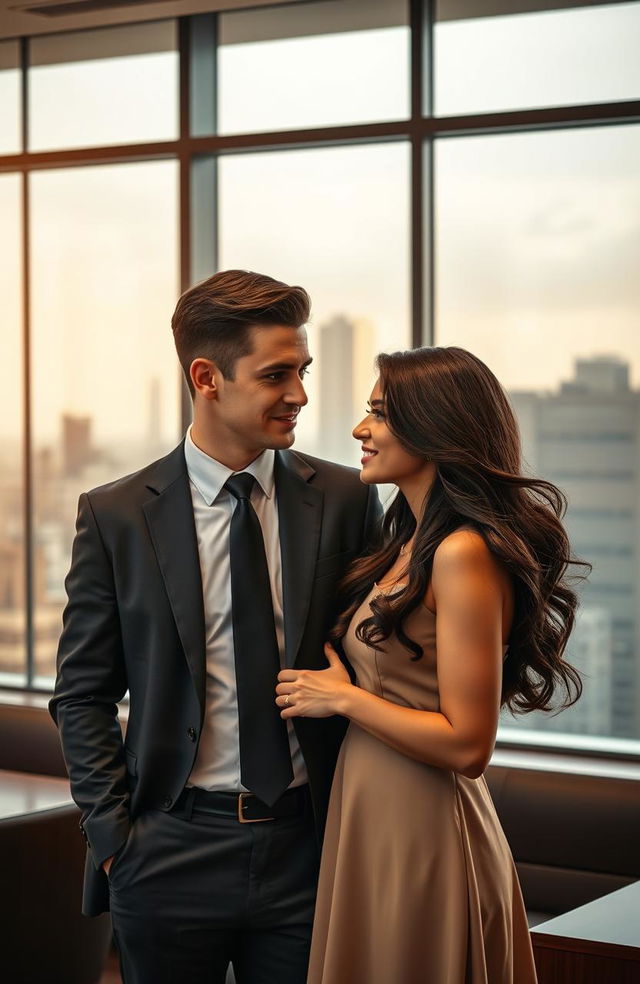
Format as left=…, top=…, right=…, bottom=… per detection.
left=284, top=695, right=290, bottom=706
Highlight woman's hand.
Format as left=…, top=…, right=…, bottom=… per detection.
left=276, top=643, right=353, bottom=719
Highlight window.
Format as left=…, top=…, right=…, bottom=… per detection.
left=219, top=143, right=410, bottom=466
left=218, top=0, right=409, bottom=134
left=30, top=162, right=180, bottom=684
left=433, top=11, right=640, bottom=745
left=29, top=21, right=178, bottom=151
left=435, top=125, right=639, bottom=386
left=1, top=1, right=638, bottom=750
left=435, top=0, right=640, bottom=115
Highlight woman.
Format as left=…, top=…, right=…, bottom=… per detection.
left=276, top=347, right=586, bottom=984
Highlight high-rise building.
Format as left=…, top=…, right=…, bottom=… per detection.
left=508, top=356, right=640, bottom=739
left=147, top=376, right=163, bottom=452
left=564, top=607, right=613, bottom=736
left=61, top=413, right=93, bottom=477
left=318, top=314, right=376, bottom=466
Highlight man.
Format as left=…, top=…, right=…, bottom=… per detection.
left=50, top=270, right=381, bottom=984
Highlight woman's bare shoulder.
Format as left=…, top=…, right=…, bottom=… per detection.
left=433, top=528, right=491, bottom=569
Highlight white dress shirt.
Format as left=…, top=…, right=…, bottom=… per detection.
left=184, top=427, right=308, bottom=792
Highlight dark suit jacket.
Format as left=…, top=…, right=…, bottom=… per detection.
left=50, top=441, right=381, bottom=915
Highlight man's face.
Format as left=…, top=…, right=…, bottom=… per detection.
left=211, top=323, right=311, bottom=460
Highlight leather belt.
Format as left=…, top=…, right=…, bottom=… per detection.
left=172, top=784, right=310, bottom=823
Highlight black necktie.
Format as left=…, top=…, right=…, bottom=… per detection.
left=225, top=472, right=294, bottom=806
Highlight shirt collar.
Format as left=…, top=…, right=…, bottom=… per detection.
left=184, top=426, right=275, bottom=506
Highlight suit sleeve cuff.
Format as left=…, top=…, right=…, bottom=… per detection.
left=83, top=809, right=131, bottom=870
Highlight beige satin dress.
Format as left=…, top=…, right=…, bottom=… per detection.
left=307, top=586, right=538, bottom=984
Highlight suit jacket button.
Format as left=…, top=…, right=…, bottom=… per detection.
left=163, top=796, right=173, bottom=809
left=187, top=727, right=197, bottom=742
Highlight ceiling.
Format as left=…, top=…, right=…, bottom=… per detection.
left=0, top=0, right=626, bottom=43
left=0, top=0, right=306, bottom=41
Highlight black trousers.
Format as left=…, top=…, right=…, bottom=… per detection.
left=108, top=796, right=319, bottom=984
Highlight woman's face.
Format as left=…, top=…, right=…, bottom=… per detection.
left=353, top=380, right=432, bottom=488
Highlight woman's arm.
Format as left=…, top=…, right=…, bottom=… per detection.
left=276, top=530, right=508, bottom=778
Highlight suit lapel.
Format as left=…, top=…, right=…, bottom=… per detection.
left=276, top=450, right=323, bottom=668
left=142, top=443, right=206, bottom=712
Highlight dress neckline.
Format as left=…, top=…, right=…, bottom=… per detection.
left=372, top=581, right=436, bottom=616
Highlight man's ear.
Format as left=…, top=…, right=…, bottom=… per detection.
left=190, top=358, right=219, bottom=400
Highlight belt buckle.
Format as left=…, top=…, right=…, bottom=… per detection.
left=237, top=792, right=275, bottom=823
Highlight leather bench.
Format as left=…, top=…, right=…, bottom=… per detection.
left=0, top=698, right=112, bottom=984
left=486, top=758, right=640, bottom=925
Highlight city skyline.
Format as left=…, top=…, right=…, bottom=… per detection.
left=1, top=345, right=638, bottom=743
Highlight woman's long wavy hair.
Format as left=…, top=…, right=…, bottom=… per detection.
left=332, top=346, right=589, bottom=714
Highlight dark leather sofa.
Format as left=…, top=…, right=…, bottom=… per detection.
left=0, top=699, right=112, bottom=984
left=1, top=699, right=639, bottom=980
left=486, top=755, right=640, bottom=925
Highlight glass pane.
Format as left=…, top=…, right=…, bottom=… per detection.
left=219, top=143, right=411, bottom=468
left=435, top=124, right=640, bottom=741
left=218, top=0, right=409, bottom=135
left=435, top=1, right=640, bottom=116
left=0, top=40, right=21, bottom=155
left=30, top=161, right=180, bottom=684
left=0, top=175, right=25, bottom=686
left=29, top=21, right=178, bottom=152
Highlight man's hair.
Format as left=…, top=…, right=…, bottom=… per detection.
left=171, top=269, right=311, bottom=397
